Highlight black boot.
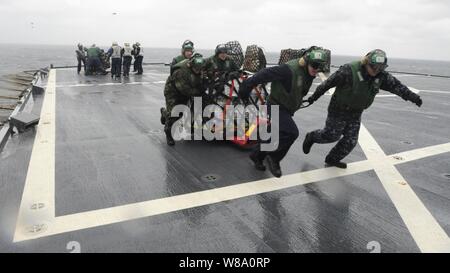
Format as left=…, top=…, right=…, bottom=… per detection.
left=164, top=129, right=175, bottom=146
left=325, top=159, right=347, bottom=169
left=160, top=108, right=166, bottom=125
left=249, top=152, right=266, bottom=171
left=302, top=132, right=314, bottom=154
left=266, top=156, right=282, bottom=178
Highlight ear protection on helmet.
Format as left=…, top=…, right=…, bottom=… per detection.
left=361, top=53, right=370, bottom=65
left=298, top=57, right=306, bottom=67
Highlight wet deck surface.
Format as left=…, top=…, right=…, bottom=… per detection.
left=0, top=65, right=449, bottom=252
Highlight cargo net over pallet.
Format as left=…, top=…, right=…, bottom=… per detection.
left=224, top=41, right=244, bottom=69
left=278, top=47, right=331, bottom=73
left=278, top=49, right=303, bottom=65
left=243, top=45, right=267, bottom=73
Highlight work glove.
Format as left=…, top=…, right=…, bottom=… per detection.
left=227, top=71, right=241, bottom=81
left=214, top=81, right=225, bottom=94
left=306, top=96, right=316, bottom=105
left=413, top=97, right=423, bottom=107
left=238, top=81, right=251, bottom=100
left=240, top=96, right=250, bottom=106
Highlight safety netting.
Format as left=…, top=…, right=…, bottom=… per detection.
left=243, top=45, right=267, bottom=73
left=224, top=41, right=244, bottom=69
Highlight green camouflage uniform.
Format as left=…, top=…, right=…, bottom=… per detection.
left=163, top=60, right=205, bottom=133
left=170, top=55, right=187, bottom=75
left=204, top=55, right=239, bottom=80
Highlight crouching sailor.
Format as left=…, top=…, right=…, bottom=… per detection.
left=160, top=54, right=206, bottom=146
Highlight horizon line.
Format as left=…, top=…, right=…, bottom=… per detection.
left=0, top=42, right=448, bottom=63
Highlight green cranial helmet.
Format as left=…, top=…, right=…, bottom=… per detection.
left=182, top=40, right=194, bottom=51
left=189, top=53, right=205, bottom=71
left=307, top=49, right=327, bottom=69
left=366, top=49, right=388, bottom=71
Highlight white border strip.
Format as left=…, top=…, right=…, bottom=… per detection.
left=13, top=69, right=57, bottom=242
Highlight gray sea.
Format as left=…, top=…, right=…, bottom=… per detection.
left=0, top=44, right=449, bottom=77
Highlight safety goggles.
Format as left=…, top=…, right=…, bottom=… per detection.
left=310, top=62, right=324, bottom=70
left=369, top=63, right=388, bottom=73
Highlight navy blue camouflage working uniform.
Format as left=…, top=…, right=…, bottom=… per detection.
left=306, top=62, right=422, bottom=164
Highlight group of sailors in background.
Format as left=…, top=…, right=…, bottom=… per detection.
left=76, top=42, right=144, bottom=78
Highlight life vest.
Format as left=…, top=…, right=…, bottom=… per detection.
left=87, top=47, right=100, bottom=58
left=123, top=46, right=132, bottom=57
left=137, top=47, right=144, bottom=56
left=76, top=48, right=86, bottom=59
left=333, top=61, right=381, bottom=111
left=173, top=55, right=186, bottom=65
left=170, top=55, right=187, bottom=75
left=211, top=56, right=233, bottom=73
left=269, top=58, right=314, bottom=115
left=111, top=45, right=122, bottom=59
left=171, top=59, right=188, bottom=73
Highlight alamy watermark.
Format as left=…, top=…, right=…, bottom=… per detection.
left=367, top=241, right=381, bottom=253
left=168, top=97, right=279, bottom=152
left=66, top=241, right=81, bottom=253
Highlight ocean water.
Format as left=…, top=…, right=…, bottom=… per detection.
left=0, top=44, right=449, bottom=78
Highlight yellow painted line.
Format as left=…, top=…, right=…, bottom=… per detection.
left=358, top=125, right=450, bottom=253
left=13, top=69, right=57, bottom=242
left=246, top=123, right=257, bottom=138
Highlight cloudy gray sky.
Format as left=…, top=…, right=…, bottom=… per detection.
left=0, top=0, right=449, bottom=60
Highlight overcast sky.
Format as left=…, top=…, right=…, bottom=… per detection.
left=0, top=0, right=449, bottom=60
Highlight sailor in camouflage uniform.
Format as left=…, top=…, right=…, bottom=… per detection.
left=170, top=40, right=195, bottom=75
left=205, top=44, right=240, bottom=81
left=303, top=49, right=423, bottom=169
left=160, top=54, right=206, bottom=146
